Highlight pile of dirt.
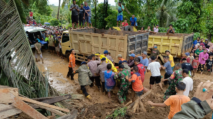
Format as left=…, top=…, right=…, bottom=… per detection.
left=77, top=102, right=121, bottom=119
left=77, top=86, right=170, bottom=119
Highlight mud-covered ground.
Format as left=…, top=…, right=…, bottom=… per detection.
left=36, top=51, right=212, bottom=119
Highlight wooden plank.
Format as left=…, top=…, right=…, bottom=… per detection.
left=19, top=97, right=70, bottom=113
left=13, top=96, right=48, bottom=119
left=37, top=105, right=66, bottom=116
left=0, top=93, right=16, bottom=103
left=0, top=108, right=22, bottom=118
left=0, top=104, right=15, bottom=112
left=0, top=88, right=18, bottom=97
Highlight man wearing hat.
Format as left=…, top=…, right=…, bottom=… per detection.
left=149, top=44, right=160, bottom=59
left=104, top=50, right=114, bottom=62
left=127, top=53, right=135, bottom=68
left=67, top=49, right=76, bottom=80
left=97, top=58, right=108, bottom=92
left=138, top=51, right=149, bottom=74
left=114, top=64, right=129, bottom=105
left=117, top=54, right=125, bottom=62
left=165, top=50, right=175, bottom=70
left=75, top=61, right=92, bottom=100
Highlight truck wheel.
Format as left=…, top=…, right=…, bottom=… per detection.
left=157, top=58, right=163, bottom=65
left=66, top=52, right=71, bottom=61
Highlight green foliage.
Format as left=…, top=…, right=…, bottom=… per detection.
left=91, top=3, right=115, bottom=29
left=158, top=27, right=167, bottom=32
left=106, top=107, right=127, bottom=119
left=50, top=19, right=60, bottom=26
left=177, top=0, right=204, bottom=32
left=105, top=10, right=118, bottom=28
left=193, top=32, right=200, bottom=40
left=170, top=18, right=189, bottom=33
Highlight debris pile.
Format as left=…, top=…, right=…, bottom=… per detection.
left=0, top=85, right=78, bottom=119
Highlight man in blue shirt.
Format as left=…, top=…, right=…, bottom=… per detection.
left=84, top=2, right=92, bottom=28
left=130, top=15, right=137, bottom=27
left=117, top=2, right=124, bottom=27
left=161, top=56, right=173, bottom=85
left=138, top=51, right=149, bottom=74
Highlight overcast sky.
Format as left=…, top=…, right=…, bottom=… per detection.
left=48, top=0, right=116, bottom=6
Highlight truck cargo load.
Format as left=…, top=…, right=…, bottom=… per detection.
left=61, top=28, right=149, bottom=63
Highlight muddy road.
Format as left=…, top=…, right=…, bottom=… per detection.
left=36, top=50, right=213, bottom=119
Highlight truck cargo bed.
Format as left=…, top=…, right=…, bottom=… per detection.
left=69, top=28, right=149, bottom=63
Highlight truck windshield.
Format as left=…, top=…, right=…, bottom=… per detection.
left=62, top=33, right=69, bottom=43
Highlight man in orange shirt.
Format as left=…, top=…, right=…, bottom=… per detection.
left=67, top=49, right=76, bottom=80
left=147, top=82, right=190, bottom=119
left=128, top=66, right=149, bottom=99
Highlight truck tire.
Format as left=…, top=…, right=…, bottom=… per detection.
left=66, top=51, right=71, bottom=62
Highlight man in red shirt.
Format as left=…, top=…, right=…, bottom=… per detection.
left=134, top=57, right=145, bottom=83
left=29, top=10, right=33, bottom=19
left=122, top=19, right=129, bottom=27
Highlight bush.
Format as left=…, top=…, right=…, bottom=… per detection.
left=66, top=23, right=72, bottom=29
left=159, top=27, right=168, bottom=32
left=50, top=19, right=59, bottom=26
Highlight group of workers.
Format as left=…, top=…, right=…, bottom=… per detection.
left=66, top=44, right=197, bottom=119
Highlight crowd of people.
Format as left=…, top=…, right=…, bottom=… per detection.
left=70, top=0, right=92, bottom=28
left=65, top=37, right=213, bottom=119
left=32, top=26, right=67, bottom=64
left=27, top=1, right=213, bottom=118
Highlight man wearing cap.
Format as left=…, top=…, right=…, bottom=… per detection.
left=138, top=51, right=149, bottom=74
left=165, top=50, right=175, bottom=70
left=87, top=54, right=101, bottom=89
left=127, top=53, right=135, bottom=68
left=104, top=50, right=114, bottom=62
left=75, top=61, right=92, bottom=100
left=122, top=60, right=131, bottom=76
left=67, top=49, right=75, bottom=80
left=149, top=44, right=160, bottom=62
left=118, top=54, right=125, bottom=62
left=97, top=58, right=108, bottom=92
left=114, top=64, right=129, bottom=105
left=70, top=0, right=80, bottom=28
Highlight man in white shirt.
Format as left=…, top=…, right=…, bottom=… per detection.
left=153, top=25, right=159, bottom=33
left=147, top=56, right=163, bottom=90
left=181, top=69, right=193, bottom=96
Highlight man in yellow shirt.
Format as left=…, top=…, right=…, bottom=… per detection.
left=165, top=50, right=175, bottom=70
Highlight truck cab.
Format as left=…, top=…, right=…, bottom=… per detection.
left=61, top=30, right=72, bottom=60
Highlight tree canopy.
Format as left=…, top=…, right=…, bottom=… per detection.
left=15, top=0, right=213, bottom=40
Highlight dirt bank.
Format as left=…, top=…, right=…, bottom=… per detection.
left=36, top=50, right=212, bottom=119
